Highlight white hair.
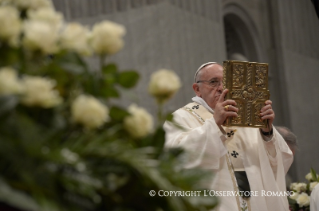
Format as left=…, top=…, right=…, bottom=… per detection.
left=194, top=62, right=217, bottom=82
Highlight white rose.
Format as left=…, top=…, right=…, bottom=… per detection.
left=148, top=69, right=181, bottom=103
left=289, top=192, right=299, bottom=200
left=296, top=192, right=310, bottom=207
left=0, top=67, right=23, bottom=95
left=305, top=172, right=312, bottom=181
left=21, top=75, right=62, bottom=108
left=0, top=6, right=21, bottom=46
left=90, top=20, right=126, bottom=55
left=27, top=8, right=63, bottom=30
left=60, top=23, right=91, bottom=55
left=305, top=172, right=318, bottom=181
left=294, top=183, right=307, bottom=193
left=290, top=182, right=298, bottom=190
left=124, top=104, right=153, bottom=138
left=13, top=0, right=53, bottom=10
left=22, top=20, right=59, bottom=54
left=71, top=95, right=109, bottom=129
left=310, top=182, right=319, bottom=191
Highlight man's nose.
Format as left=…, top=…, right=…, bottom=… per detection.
left=217, top=81, right=223, bottom=91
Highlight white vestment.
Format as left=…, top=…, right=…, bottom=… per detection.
left=311, top=184, right=319, bottom=211
left=164, top=102, right=293, bottom=211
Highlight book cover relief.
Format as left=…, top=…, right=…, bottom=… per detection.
left=223, top=60, right=270, bottom=128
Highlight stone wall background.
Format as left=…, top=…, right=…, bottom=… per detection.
left=52, top=0, right=319, bottom=181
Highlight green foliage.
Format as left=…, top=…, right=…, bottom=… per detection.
left=0, top=95, right=19, bottom=116
left=0, top=3, right=218, bottom=211
left=311, top=168, right=319, bottom=182
left=118, top=71, right=139, bottom=88
left=100, top=64, right=139, bottom=98
left=109, top=106, right=130, bottom=122
left=288, top=168, right=318, bottom=211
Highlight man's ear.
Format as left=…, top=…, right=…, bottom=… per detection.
left=192, top=83, right=201, bottom=97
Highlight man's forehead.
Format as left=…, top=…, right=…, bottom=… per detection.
left=201, top=64, right=223, bottom=78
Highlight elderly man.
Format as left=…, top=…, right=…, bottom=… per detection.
left=164, top=62, right=293, bottom=211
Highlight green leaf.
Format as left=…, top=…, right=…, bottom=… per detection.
left=104, top=75, right=117, bottom=86
left=152, top=127, right=166, bottom=150
left=103, top=64, right=118, bottom=86
left=118, top=71, right=139, bottom=88
left=311, top=168, right=318, bottom=181
left=0, top=178, right=40, bottom=211
left=102, top=87, right=120, bottom=98
left=60, top=63, right=85, bottom=74
left=102, top=63, right=117, bottom=74
left=35, top=195, right=62, bottom=211
left=288, top=196, right=297, bottom=204
left=110, top=106, right=130, bottom=121
left=0, top=45, right=19, bottom=67
left=165, top=113, right=174, bottom=122
left=55, top=51, right=87, bottom=74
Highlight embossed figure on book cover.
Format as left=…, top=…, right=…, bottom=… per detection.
left=223, top=60, right=270, bottom=128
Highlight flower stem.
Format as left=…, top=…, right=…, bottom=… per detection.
left=157, top=101, right=163, bottom=125
left=100, top=54, right=106, bottom=70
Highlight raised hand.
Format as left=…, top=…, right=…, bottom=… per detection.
left=260, top=100, right=275, bottom=132
left=213, top=89, right=238, bottom=126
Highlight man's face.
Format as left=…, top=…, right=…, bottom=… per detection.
left=192, top=64, right=224, bottom=109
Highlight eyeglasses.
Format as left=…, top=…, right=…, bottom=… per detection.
left=196, top=79, right=222, bottom=87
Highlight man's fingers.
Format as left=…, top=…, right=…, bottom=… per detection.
left=218, top=89, right=228, bottom=102
left=225, top=112, right=238, bottom=118
left=222, top=99, right=237, bottom=106
left=265, top=100, right=272, bottom=105
left=224, top=105, right=239, bottom=113
left=261, top=114, right=274, bottom=120
left=260, top=109, right=273, bottom=117
left=260, top=100, right=275, bottom=126
left=260, top=105, right=271, bottom=112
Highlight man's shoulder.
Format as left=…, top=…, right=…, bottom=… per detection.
left=172, top=102, right=194, bottom=115
left=167, top=103, right=207, bottom=127
left=168, top=102, right=203, bottom=121
left=180, top=102, right=199, bottom=109
left=176, top=102, right=213, bottom=123
left=173, top=102, right=203, bottom=115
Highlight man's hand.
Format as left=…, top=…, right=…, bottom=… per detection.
left=260, top=100, right=275, bottom=132
left=213, top=89, right=238, bottom=126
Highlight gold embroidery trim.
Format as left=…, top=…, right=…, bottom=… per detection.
left=182, top=106, right=205, bottom=124
left=225, top=140, right=251, bottom=211
left=183, top=105, right=242, bottom=210
left=245, top=197, right=251, bottom=211
left=225, top=153, right=242, bottom=211
left=182, top=103, right=252, bottom=211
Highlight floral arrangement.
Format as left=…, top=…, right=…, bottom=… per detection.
left=0, top=0, right=217, bottom=211
left=289, top=168, right=319, bottom=211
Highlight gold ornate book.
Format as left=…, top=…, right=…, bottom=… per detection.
left=222, top=60, right=270, bottom=128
